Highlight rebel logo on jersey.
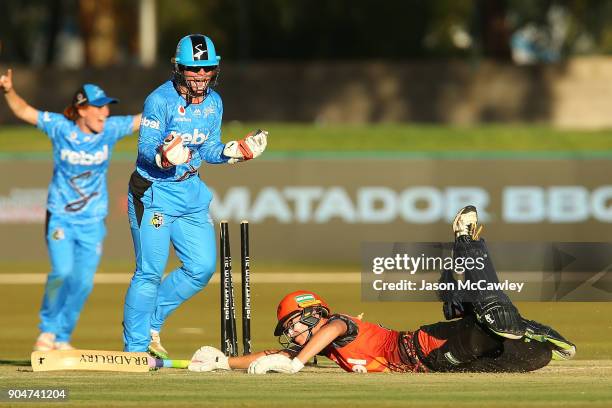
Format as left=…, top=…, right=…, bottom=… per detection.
left=168, top=129, right=209, bottom=145
left=60, top=145, right=109, bottom=165
left=141, top=117, right=160, bottom=130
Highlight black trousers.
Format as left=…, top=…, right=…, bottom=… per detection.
left=416, top=316, right=552, bottom=373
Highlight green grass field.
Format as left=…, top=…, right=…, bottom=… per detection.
left=0, top=123, right=611, bottom=156
left=2, top=362, right=611, bottom=407
left=1, top=282, right=611, bottom=406
left=1, top=123, right=611, bottom=406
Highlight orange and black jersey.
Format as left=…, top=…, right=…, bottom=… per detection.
left=319, top=314, right=556, bottom=373
left=320, top=314, right=427, bottom=373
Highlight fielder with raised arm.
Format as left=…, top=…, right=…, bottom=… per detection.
left=0, top=70, right=141, bottom=351
left=123, top=34, right=268, bottom=357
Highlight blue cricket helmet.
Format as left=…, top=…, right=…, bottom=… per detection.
left=173, top=34, right=221, bottom=67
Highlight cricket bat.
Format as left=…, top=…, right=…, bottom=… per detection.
left=31, top=350, right=190, bottom=372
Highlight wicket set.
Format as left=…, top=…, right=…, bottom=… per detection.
left=220, top=220, right=252, bottom=357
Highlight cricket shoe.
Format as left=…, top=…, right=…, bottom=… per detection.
left=33, top=332, right=55, bottom=352
left=54, top=342, right=75, bottom=351
left=523, top=319, right=576, bottom=361
left=452, top=205, right=483, bottom=241
left=474, top=293, right=526, bottom=340
left=148, top=330, right=169, bottom=359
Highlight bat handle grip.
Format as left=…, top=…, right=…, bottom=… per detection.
left=148, top=357, right=190, bottom=369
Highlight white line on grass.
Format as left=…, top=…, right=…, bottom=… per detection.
left=0, top=272, right=362, bottom=285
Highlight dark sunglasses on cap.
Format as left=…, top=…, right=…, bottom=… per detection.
left=181, top=65, right=217, bottom=73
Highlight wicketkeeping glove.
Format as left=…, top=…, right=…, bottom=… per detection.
left=223, top=129, right=268, bottom=164
left=247, top=354, right=304, bottom=374
left=155, top=134, right=191, bottom=169
left=188, top=346, right=230, bottom=372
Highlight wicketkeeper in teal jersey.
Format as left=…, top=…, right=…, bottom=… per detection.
left=123, top=34, right=268, bottom=358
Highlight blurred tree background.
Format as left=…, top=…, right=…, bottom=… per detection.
left=2, top=0, right=612, bottom=67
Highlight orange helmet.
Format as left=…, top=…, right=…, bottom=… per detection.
left=274, top=290, right=330, bottom=336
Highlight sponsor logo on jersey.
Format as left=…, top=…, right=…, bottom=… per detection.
left=43, top=111, right=51, bottom=122
left=151, top=212, right=164, bottom=229
left=203, top=106, right=215, bottom=117
left=347, top=358, right=368, bottom=373
left=60, top=145, right=109, bottom=165
left=141, top=117, right=160, bottom=130
left=169, top=129, right=209, bottom=144
left=192, top=108, right=201, bottom=116
left=178, top=106, right=186, bottom=116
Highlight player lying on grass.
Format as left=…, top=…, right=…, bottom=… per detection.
left=189, top=205, right=576, bottom=374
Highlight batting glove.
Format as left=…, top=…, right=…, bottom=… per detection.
left=155, top=134, right=191, bottom=169
left=223, top=129, right=268, bottom=164
left=247, top=354, right=304, bottom=374
left=188, top=346, right=230, bottom=372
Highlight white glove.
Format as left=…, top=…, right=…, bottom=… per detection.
left=155, top=134, right=191, bottom=169
left=247, top=354, right=304, bottom=375
left=188, top=346, right=230, bottom=372
left=223, top=129, right=268, bottom=164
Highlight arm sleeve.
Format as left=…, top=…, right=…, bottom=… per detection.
left=36, top=111, right=66, bottom=141
left=107, top=115, right=135, bottom=142
left=326, top=314, right=358, bottom=348
left=138, top=95, right=166, bottom=164
left=197, top=96, right=228, bottom=164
